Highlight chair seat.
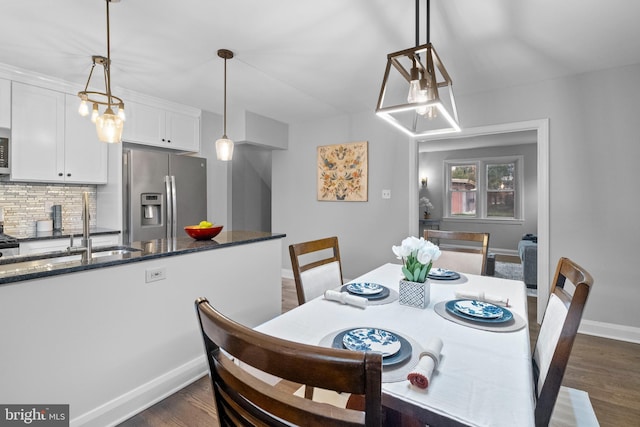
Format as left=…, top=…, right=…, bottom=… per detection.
left=550, top=386, right=599, bottom=427
left=294, top=385, right=351, bottom=408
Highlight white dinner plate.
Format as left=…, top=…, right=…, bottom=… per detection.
left=342, top=328, right=401, bottom=357
left=346, top=282, right=384, bottom=295
left=454, top=300, right=504, bottom=319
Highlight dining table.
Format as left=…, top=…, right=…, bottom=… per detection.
left=256, top=263, right=536, bottom=426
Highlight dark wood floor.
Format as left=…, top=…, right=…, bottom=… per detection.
left=119, top=277, right=640, bottom=427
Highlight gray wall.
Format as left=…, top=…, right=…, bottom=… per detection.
left=273, top=114, right=412, bottom=281
left=418, top=143, right=538, bottom=253
left=273, top=61, right=640, bottom=333
left=231, top=144, right=272, bottom=232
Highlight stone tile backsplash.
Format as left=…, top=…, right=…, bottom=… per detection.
left=0, top=182, right=97, bottom=235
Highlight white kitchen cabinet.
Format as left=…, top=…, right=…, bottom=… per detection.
left=123, top=101, right=200, bottom=152
left=10, top=82, right=65, bottom=182
left=10, top=82, right=108, bottom=184
left=63, top=94, right=108, bottom=183
left=19, top=234, right=120, bottom=255
left=0, top=78, right=10, bottom=128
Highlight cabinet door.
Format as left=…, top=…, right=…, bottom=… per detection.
left=122, top=101, right=166, bottom=147
left=0, top=78, right=10, bottom=128
left=11, top=82, right=65, bottom=182
left=64, top=94, right=108, bottom=184
left=167, top=111, right=200, bottom=151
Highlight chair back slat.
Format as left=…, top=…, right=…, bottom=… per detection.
left=196, top=297, right=382, bottom=426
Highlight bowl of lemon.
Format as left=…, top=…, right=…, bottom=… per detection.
left=184, top=221, right=223, bottom=240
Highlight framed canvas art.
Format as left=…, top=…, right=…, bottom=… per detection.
left=317, top=141, right=368, bottom=201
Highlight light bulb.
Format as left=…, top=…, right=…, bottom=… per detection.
left=407, top=79, right=423, bottom=104
left=96, top=108, right=124, bottom=143
left=78, top=100, right=89, bottom=116
left=91, top=104, right=99, bottom=123
left=215, top=137, right=234, bottom=161
left=117, top=102, right=126, bottom=121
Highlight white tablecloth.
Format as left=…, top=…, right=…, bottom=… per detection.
left=256, top=263, right=536, bottom=426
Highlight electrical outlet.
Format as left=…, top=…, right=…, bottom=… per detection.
left=382, top=189, right=391, bottom=199
left=145, top=267, right=166, bottom=283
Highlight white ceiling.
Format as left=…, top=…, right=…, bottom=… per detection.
left=1, top=0, right=640, bottom=125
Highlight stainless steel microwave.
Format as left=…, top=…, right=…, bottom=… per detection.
left=0, top=128, right=9, bottom=175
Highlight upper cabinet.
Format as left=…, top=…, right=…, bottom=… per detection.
left=63, top=94, right=108, bottom=183
left=122, top=101, right=200, bottom=152
left=0, top=78, right=10, bottom=128
left=10, top=82, right=107, bottom=184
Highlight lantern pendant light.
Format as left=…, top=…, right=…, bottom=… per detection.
left=77, top=0, right=125, bottom=143
left=215, top=49, right=234, bottom=161
left=376, top=0, right=460, bottom=137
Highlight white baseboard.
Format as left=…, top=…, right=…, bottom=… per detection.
left=579, top=319, right=640, bottom=344
left=488, top=248, right=520, bottom=257
left=71, top=356, right=208, bottom=427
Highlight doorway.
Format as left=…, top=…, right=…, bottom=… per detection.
left=409, top=119, right=549, bottom=322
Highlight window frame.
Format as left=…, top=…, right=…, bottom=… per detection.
left=444, top=156, right=524, bottom=223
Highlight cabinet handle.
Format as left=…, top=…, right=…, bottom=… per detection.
left=67, top=173, right=71, bottom=177
left=161, top=138, right=165, bottom=142
left=167, top=140, right=171, bottom=143
left=58, top=173, right=63, bottom=176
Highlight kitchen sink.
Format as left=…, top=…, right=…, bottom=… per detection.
left=0, top=246, right=142, bottom=278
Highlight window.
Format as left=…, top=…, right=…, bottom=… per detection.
left=445, top=157, right=522, bottom=221
left=449, top=164, right=477, bottom=216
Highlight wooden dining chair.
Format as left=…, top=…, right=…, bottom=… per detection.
left=533, top=257, right=595, bottom=427
left=289, top=236, right=343, bottom=305
left=423, top=229, right=490, bottom=275
left=195, top=297, right=382, bottom=426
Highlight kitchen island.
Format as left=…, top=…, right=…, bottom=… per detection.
left=0, top=231, right=285, bottom=427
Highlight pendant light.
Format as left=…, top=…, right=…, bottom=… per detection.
left=376, top=0, right=460, bottom=137
left=215, top=49, right=234, bottom=161
left=77, top=0, right=125, bottom=143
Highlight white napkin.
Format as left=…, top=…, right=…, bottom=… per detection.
left=455, top=289, right=510, bottom=307
left=324, top=290, right=368, bottom=309
left=407, top=337, right=443, bottom=389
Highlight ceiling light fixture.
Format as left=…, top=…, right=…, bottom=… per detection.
left=376, top=0, right=460, bottom=137
left=77, top=0, right=125, bottom=144
left=215, top=49, right=234, bottom=161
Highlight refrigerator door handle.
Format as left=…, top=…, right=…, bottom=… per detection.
left=170, top=175, right=178, bottom=239
left=165, top=175, right=173, bottom=239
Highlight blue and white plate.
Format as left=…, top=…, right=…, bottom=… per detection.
left=428, top=268, right=461, bottom=280
left=332, top=330, right=412, bottom=366
left=445, top=300, right=514, bottom=323
left=346, top=282, right=384, bottom=295
left=342, top=328, right=401, bottom=357
left=454, top=300, right=504, bottom=319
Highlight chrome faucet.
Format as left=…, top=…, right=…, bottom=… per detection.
left=67, top=192, right=93, bottom=263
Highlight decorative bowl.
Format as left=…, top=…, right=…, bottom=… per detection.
left=184, top=225, right=223, bottom=240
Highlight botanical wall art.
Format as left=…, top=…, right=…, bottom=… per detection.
left=317, top=141, right=368, bottom=201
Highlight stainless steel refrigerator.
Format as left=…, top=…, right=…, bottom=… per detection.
left=123, top=147, right=207, bottom=244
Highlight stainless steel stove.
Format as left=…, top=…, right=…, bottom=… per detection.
left=0, top=233, right=19, bottom=257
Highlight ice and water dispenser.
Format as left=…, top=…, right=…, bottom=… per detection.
left=141, top=193, right=163, bottom=226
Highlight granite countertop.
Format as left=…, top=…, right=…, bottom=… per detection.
left=8, top=227, right=121, bottom=242
left=0, top=230, right=286, bottom=285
